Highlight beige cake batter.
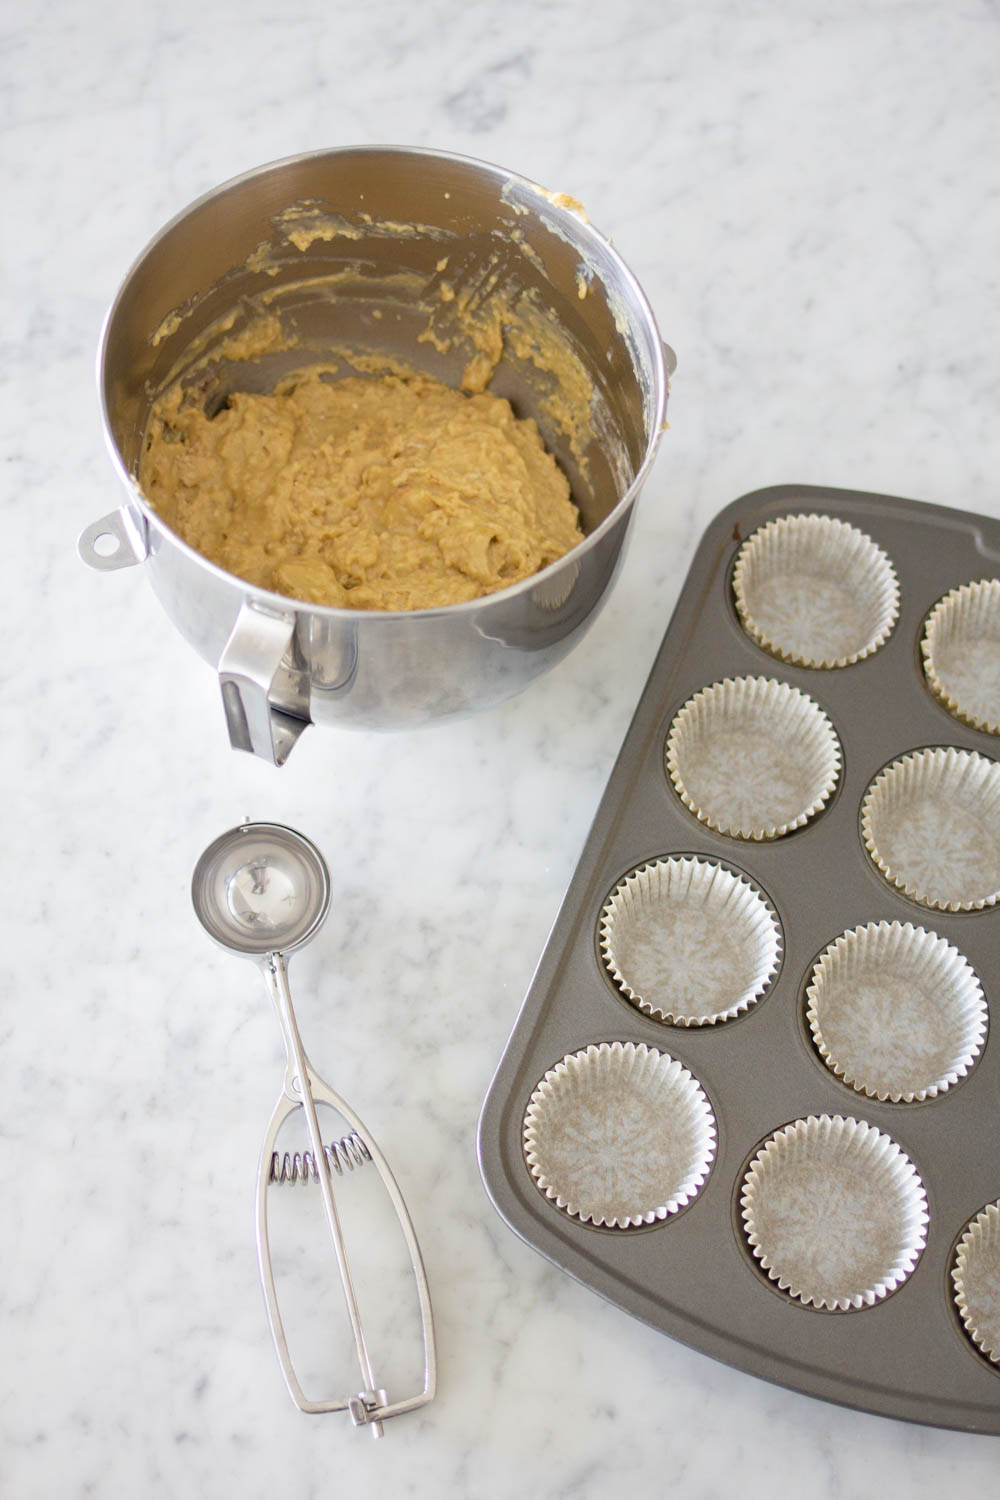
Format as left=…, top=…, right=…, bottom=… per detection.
left=140, top=368, right=583, bottom=611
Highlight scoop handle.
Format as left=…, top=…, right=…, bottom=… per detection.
left=255, top=956, right=437, bottom=1429
left=255, top=1089, right=353, bottom=1414
left=262, top=954, right=382, bottom=1429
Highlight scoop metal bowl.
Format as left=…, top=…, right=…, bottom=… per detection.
left=192, top=822, right=330, bottom=956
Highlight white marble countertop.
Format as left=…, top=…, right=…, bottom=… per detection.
left=6, top=1, right=1000, bottom=1494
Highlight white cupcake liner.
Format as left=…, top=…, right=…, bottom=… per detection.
left=805, top=922, right=987, bottom=1102
left=740, top=1114, right=929, bottom=1311
left=733, top=513, right=900, bottom=669
left=952, top=1200, right=1000, bottom=1365
left=599, top=856, right=782, bottom=1026
left=666, top=676, right=842, bottom=840
left=861, top=746, right=1000, bottom=911
left=523, top=1041, right=717, bottom=1229
left=921, top=579, right=1000, bottom=735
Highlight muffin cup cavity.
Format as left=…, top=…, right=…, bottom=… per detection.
left=733, top=512, right=900, bottom=669
left=523, top=1041, right=717, bottom=1229
left=806, top=921, right=987, bottom=1102
left=666, top=676, right=842, bottom=840
left=861, top=747, right=1000, bottom=911
left=921, top=579, right=1000, bottom=735
left=600, top=856, right=782, bottom=1026
left=952, top=1200, right=1000, bottom=1366
left=740, top=1114, right=929, bottom=1311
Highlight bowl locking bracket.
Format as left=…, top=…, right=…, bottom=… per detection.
left=218, top=601, right=312, bottom=766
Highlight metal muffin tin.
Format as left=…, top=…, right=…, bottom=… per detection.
left=478, top=484, right=1000, bottom=1434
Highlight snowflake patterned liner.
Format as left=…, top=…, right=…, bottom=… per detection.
left=805, top=922, right=987, bottom=1103
left=733, top=513, right=900, bottom=669
left=921, top=579, right=1000, bottom=735
left=952, top=1200, right=1000, bottom=1366
left=522, top=1041, right=717, bottom=1229
left=666, top=675, right=842, bottom=840
left=861, top=746, right=1000, bottom=911
left=599, top=856, right=782, bottom=1026
left=740, top=1114, right=929, bottom=1312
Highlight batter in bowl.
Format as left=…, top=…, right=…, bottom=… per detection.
left=140, top=366, right=584, bottom=611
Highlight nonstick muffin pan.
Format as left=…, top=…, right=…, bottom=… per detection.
left=478, top=484, right=1000, bottom=1433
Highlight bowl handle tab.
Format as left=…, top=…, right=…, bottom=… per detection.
left=77, top=506, right=148, bottom=571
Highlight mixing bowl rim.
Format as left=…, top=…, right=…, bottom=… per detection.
left=97, top=143, right=669, bottom=623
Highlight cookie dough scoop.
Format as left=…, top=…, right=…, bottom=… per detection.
left=191, top=821, right=436, bottom=1434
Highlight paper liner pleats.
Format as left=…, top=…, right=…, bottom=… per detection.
left=805, top=922, right=987, bottom=1102
left=599, top=856, right=782, bottom=1025
left=861, top=746, right=1000, bottom=911
left=733, top=513, right=900, bottom=669
left=666, top=676, right=842, bottom=840
left=921, top=579, right=1000, bottom=735
left=523, top=1041, right=716, bottom=1229
left=952, top=1200, right=1000, bottom=1365
left=740, top=1114, right=929, bottom=1310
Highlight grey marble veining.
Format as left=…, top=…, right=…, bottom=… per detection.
left=5, top=1, right=1000, bottom=1495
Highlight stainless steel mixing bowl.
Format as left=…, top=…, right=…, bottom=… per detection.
left=80, top=146, right=672, bottom=764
